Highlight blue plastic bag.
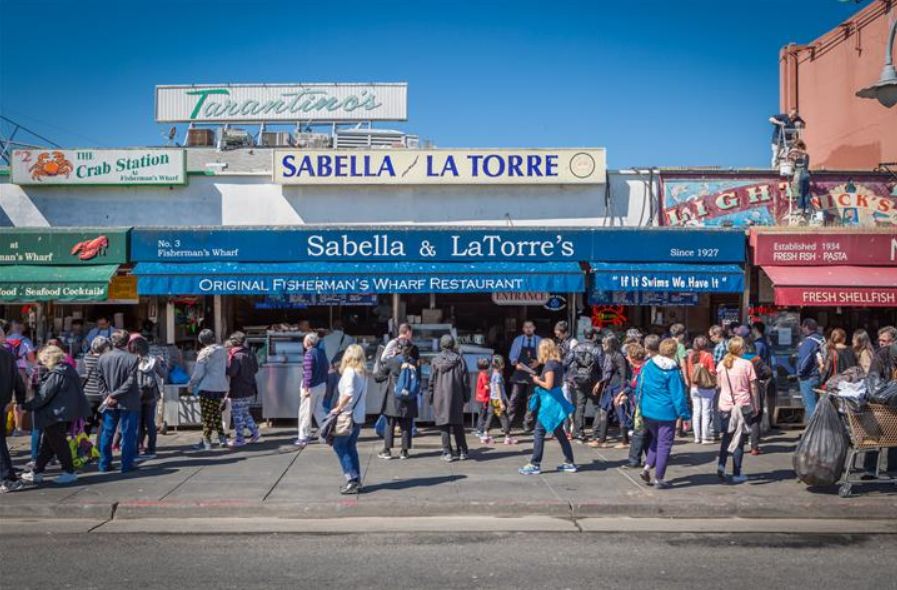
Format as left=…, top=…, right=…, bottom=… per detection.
left=374, top=415, right=387, bottom=439
left=169, top=365, right=190, bottom=385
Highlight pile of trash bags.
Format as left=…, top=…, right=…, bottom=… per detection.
left=824, top=367, right=897, bottom=411
left=793, top=394, right=850, bottom=486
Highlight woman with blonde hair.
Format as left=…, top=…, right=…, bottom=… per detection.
left=636, top=338, right=690, bottom=489
left=716, top=336, right=758, bottom=484
left=519, top=339, right=577, bottom=475
left=329, top=343, right=367, bottom=494
left=21, top=346, right=90, bottom=485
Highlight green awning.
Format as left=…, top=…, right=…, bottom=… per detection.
left=0, top=264, right=119, bottom=301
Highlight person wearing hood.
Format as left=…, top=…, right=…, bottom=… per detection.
left=21, top=345, right=90, bottom=485
left=636, top=338, right=690, bottom=489
left=129, top=335, right=166, bottom=461
left=374, top=339, right=420, bottom=460
left=188, top=329, right=229, bottom=451
left=426, top=335, right=470, bottom=462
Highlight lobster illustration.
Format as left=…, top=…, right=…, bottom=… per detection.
left=71, top=235, right=109, bottom=261
left=29, top=151, right=74, bottom=181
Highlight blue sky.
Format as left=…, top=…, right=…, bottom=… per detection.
left=0, top=0, right=872, bottom=168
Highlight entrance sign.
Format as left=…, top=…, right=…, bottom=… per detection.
left=11, top=149, right=185, bottom=186
left=274, top=149, right=606, bottom=185
left=492, top=292, right=550, bottom=306
left=155, top=83, right=407, bottom=123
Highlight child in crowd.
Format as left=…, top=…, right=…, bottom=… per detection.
left=474, top=357, right=490, bottom=437
left=481, top=355, right=516, bottom=445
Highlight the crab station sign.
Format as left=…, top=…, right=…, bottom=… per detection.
left=10, top=148, right=185, bottom=185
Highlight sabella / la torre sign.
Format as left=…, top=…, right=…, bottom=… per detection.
left=155, top=83, right=407, bottom=123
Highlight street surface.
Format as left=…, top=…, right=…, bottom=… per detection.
left=2, top=531, right=894, bottom=589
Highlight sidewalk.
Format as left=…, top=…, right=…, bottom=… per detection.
left=1, top=426, right=895, bottom=521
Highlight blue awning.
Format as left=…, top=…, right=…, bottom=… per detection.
left=134, top=261, right=585, bottom=295
left=591, top=262, right=744, bottom=293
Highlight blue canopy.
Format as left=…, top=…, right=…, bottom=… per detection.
left=134, top=261, right=585, bottom=295
left=591, top=262, right=744, bottom=294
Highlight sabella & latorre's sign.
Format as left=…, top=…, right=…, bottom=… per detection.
left=155, top=83, right=407, bottom=123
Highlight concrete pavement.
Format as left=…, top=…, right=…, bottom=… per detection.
left=1, top=425, right=895, bottom=522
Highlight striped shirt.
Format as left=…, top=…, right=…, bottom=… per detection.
left=82, top=352, right=103, bottom=401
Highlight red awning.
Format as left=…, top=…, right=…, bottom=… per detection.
left=762, top=265, right=897, bottom=307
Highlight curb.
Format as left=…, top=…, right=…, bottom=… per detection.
left=0, top=502, right=115, bottom=521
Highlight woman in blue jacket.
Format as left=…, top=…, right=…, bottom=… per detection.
left=636, top=338, right=691, bottom=489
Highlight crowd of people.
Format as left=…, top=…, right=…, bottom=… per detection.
left=2, top=316, right=895, bottom=496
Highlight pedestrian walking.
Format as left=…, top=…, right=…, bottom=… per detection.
left=591, top=334, right=628, bottom=448
left=716, top=336, right=758, bottom=484
left=627, top=335, right=660, bottom=469
left=519, top=339, right=577, bottom=475
left=0, top=329, right=26, bottom=493
left=796, top=319, right=825, bottom=418
left=684, top=336, right=717, bottom=445
left=555, top=321, right=577, bottom=437
left=480, top=355, right=515, bottom=445
left=296, top=332, right=329, bottom=447
left=225, top=332, right=261, bottom=448
left=374, top=339, right=419, bottom=460
left=637, top=338, right=690, bottom=489
left=427, top=335, right=470, bottom=462
left=130, top=336, right=166, bottom=461
left=97, top=330, right=141, bottom=473
left=82, top=336, right=111, bottom=439
left=329, top=344, right=367, bottom=495
left=507, top=321, right=542, bottom=433
left=21, top=346, right=90, bottom=485
left=566, top=327, right=605, bottom=443
left=187, top=329, right=229, bottom=451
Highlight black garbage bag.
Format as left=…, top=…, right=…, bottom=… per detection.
left=793, top=394, right=850, bottom=486
left=868, top=381, right=897, bottom=409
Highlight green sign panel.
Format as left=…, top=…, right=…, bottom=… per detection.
left=0, top=228, right=128, bottom=265
left=0, top=264, right=118, bottom=302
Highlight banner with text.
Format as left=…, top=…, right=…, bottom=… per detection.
left=0, top=229, right=128, bottom=265
left=11, top=149, right=185, bottom=186
left=751, top=231, right=897, bottom=266
left=274, top=149, right=606, bottom=185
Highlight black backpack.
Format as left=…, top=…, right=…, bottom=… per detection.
left=571, top=342, right=599, bottom=388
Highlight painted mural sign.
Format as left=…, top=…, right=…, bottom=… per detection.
left=274, top=149, right=607, bottom=185
left=660, top=174, right=897, bottom=227
left=11, top=149, right=185, bottom=186
left=155, top=83, right=407, bottom=122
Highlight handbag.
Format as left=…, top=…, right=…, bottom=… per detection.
left=723, top=365, right=755, bottom=422
left=690, top=356, right=716, bottom=389
left=320, top=380, right=366, bottom=445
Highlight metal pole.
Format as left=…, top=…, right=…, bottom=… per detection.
left=392, top=293, right=401, bottom=336
left=165, top=300, right=176, bottom=345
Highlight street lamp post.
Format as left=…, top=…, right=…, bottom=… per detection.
left=856, top=16, right=897, bottom=107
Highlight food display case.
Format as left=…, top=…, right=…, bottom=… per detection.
left=260, top=331, right=307, bottom=420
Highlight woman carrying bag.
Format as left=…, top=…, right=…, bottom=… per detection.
left=326, top=344, right=367, bottom=495
left=716, top=336, right=758, bottom=484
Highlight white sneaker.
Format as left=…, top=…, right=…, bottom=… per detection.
left=21, top=471, right=44, bottom=484
left=732, top=474, right=749, bottom=484
left=55, top=472, right=78, bottom=485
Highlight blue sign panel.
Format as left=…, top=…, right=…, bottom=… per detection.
left=134, top=261, right=585, bottom=296
left=130, top=227, right=745, bottom=264
left=589, top=291, right=700, bottom=306
left=254, top=293, right=377, bottom=309
left=592, top=263, right=744, bottom=293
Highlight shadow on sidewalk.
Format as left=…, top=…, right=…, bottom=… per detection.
left=362, top=474, right=466, bottom=493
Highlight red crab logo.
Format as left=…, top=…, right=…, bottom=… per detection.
left=591, top=305, right=628, bottom=330
left=71, top=235, right=109, bottom=261
left=29, top=151, right=74, bottom=181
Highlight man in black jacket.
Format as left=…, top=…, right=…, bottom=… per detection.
left=1, top=329, right=27, bottom=492
left=97, top=330, right=141, bottom=473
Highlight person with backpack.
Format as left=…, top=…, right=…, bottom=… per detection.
left=796, top=318, right=826, bottom=418
left=480, top=355, right=516, bottom=445
left=684, top=336, right=716, bottom=445
left=129, top=335, right=166, bottom=461
left=565, top=327, right=605, bottom=443
left=374, top=339, right=420, bottom=460
left=226, top=331, right=262, bottom=448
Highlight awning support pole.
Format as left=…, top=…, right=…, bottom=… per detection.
left=165, top=300, right=175, bottom=345
left=214, top=295, right=224, bottom=343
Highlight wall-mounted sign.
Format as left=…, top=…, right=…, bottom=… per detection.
left=255, top=293, right=377, bottom=309
left=660, top=173, right=897, bottom=227
left=589, top=291, right=699, bottom=306
left=155, top=83, right=407, bottom=123
left=0, top=229, right=128, bottom=266
left=11, top=149, right=185, bottom=186
left=774, top=287, right=897, bottom=308
left=592, top=264, right=744, bottom=293
left=130, top=228, right=745, bottom=264
left=543, top=295, right=567, bottom=311
left=108, top=275, right=138, bottom=301
left=751, top=231, right=897, bottom=266
left=274, top=149, right=606, bottom=185
left=491, top=292, right=550, bottom=306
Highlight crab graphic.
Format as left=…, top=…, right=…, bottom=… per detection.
left=591, top=305, right=628, bottom=330
left=29, top=151, right=74, bottom=181
left=71, top=235, right=109, bottom=261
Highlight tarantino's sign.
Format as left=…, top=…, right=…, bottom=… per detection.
left=751, top=231, right=897, bottom=266
left=274, top=149, right=607, bottom=185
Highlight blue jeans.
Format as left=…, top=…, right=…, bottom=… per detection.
left=718, top=412, right=746, bottom=476
left=331, top=423, right=362, bottom=482
left=139, top=402, right=157, bottom=455
left=531, top=421, right=574, bottom=466
left=30, top=422, right=42, bottom=463
left=799, top=377, right=820, bottom=419
left=99, top=409, right=139, bottom=472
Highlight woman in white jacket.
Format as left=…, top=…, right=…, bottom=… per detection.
left=188, top=329, right=229, bottom=451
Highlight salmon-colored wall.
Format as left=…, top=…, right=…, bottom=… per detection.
left=780, top=2, right=897, bottom=171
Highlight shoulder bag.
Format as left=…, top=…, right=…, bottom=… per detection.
left=321, top=378, right=367, bottom=444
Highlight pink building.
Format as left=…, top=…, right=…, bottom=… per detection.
left=780, top=1, right=897, bottom=170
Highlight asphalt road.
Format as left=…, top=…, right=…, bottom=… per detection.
left=2, top=532, right=894, bottom=589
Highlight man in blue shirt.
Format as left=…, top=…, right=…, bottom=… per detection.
left=796, top=318, right=825, bottom=419
left=507, top=321, right=542, bottom=434
left=83, top=316, right=114, bottom=353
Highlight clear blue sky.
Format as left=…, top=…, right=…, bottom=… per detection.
left=0, top=0, right=872, bottom=169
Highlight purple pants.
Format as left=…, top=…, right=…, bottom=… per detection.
left=644, top=418, right=676, bottom=481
